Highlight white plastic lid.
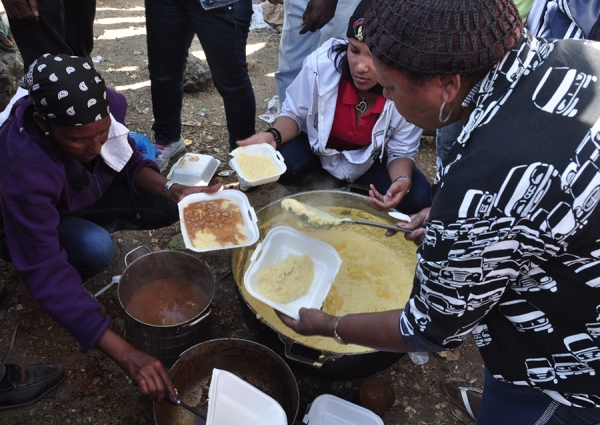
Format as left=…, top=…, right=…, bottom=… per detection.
left=303, top=394, right=384, bottom=425
left=178, top=190, right=259, bottom=252
left=229, top=144, right=286, bottom=186
left=167, top=153, right=219, bottom=186
left=206, top=368, right=287, bottom=425
left=244, top=226, right=342, bottom=320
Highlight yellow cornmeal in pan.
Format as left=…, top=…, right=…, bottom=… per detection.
left=238, top=205, right=417, bottom=354
left=236, top=151, right=279, bottom=180
left=258, top=254, right=314, bottom=303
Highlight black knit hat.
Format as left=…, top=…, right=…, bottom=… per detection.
left=347, top=0, right=372, bottom=41
left=364, top=0, right=523, bottom=75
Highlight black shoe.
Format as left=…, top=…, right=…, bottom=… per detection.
left=0, top=363, right=65, bottom=410
left=0, top=281, right=5, bottom=306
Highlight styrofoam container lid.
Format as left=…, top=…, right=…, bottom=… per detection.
left=229, top=144, right=286, bottom=186
left=244, top=226, right=342, bottom=320
left=178, top=190, right=259, bottom=253
left=303, top=394, right=384, bottom=425
left=167, top=153, right=219, bottom=186
left=206, top=368, right=287, bottom=425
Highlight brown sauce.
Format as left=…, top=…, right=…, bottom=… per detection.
left=183, top=199, right=247, bottom=248
left=125, top=278, right=209, bottom=326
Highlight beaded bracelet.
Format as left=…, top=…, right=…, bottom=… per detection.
left=266, top=127, right=282, bottom=149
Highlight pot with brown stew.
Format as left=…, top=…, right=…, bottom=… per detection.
left=231, top=189, right=418, bottom=379
left=118, top=250, right=215, bottom=368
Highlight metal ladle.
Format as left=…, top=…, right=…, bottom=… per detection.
left=282, top=199, right=411, bottom=234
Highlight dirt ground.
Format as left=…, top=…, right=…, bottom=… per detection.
left=0, top=1, right=484, bottom=424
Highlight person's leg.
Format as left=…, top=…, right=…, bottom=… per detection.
left=277, top=132, right=322, bottom=186
left=8, top=0, right=70, bottom=70
left=275, top=0, right=319, bottom=103
left=317, top=0, right=360, bottom=44
left=56, top=217, right=115, bottom=282
left=145, top=0, right=192, bottom=170
left=63, top=0, right=96, bottom=62
left=75, top=181, right=179, bottom=233
left=476, top=367, right=553, bottom=425
left=189, top=0, right=256, bottom=151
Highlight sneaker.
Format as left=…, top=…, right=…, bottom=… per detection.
left=0, top=363, right=65, bottom=410
left=155, top=136, right=185, bottom=172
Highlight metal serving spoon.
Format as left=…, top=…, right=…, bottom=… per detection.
left=281, top=199, right=411, bottom=234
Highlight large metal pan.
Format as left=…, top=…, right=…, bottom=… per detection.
left=232, top=189, right=416, bottom=380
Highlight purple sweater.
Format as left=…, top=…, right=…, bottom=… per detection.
left=0, top=89, right=158, bottom=352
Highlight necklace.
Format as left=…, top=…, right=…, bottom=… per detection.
left=355, top=95, right=368, bottom=113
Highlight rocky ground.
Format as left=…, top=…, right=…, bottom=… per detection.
left=0, top=1, right=484, bottom=424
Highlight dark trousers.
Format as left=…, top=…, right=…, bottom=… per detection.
left=145, top=0, right=256, bottom=150
left=278, top=132, right=432, bottom=214
left=477, top=367, right=600, bottom=424
left=8, top=0, right=96, bottom=70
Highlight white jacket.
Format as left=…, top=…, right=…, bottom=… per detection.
left=280, top=38, right=423, bottom=182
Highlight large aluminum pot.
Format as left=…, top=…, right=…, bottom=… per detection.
left=118, top=250, right=215, bottom=369
left=232, top=189, right=415, bottom=380
left=153, top=338, right=299, bottom=425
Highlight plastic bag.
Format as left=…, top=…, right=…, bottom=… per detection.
left=129, top=131, right=159, bottom=162
left=258, top=95, right=280, bottom=124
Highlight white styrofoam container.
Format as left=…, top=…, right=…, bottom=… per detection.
left=178, top=190, right=259, bottom=253
left=166, top=153, right=219, bottom=186
left=206, top=368, right=287, bottom=425
left=303, top=394, right=384, bottom=425
left=229, top=144, right=286, bottom=187
left=244, top=226, right=342, bottom=320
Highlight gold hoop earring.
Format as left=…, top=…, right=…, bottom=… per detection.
left=439, top=100, right=453, bottom=123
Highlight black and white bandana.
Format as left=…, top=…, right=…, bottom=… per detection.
left=18, top=53, right=110, bottom=126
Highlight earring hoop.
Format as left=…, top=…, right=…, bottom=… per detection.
left=44, top=132, right=50, bottom=136
left=439, top=100, right=453, bottom=123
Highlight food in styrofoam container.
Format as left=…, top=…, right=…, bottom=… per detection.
left=244, top=226, right=342, bottom=319
left=167, top=153, right=219, bottom=186
left=178, top=191, right=259, bottom=252
left=257, top=253, right=314, bottom=303
left=229, top=144, right=286, bottom=186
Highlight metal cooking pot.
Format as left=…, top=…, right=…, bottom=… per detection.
left=153, top=338, right=299, bottom=425
left=118, top=249, right=215, bottom=369
left=231, top=189, right=408, bottom=380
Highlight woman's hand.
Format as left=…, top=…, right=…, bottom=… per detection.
left=2, top=0, right=39, bottom=21
left=388, top=207, right=430, bottom=245
left=96, top=329, right=176, bottom=402
left=368, top=181, right=410, bottom=211
left=236, top=133, right=277, bottom=150
left=275, top=308, right=337, bottom=337
left=165, top=182, right=222, bottom=204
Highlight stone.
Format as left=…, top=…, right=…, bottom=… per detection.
left=262, top=2, right=283, bottom=33
left=0, top=48, right=24, bottom=111
left=183, top=54, right=213, bottom=93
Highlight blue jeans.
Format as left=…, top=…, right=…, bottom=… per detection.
left=145, top=0, right=255, bottom=151
left=435, top=121, right=463, bottom=170
left=0, top=182, right=178, bottom=282
left=278, top=132, right=432, bottom=214
left=477, top=367, right=600, bottom=425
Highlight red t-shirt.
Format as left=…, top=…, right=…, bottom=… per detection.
left=326, top=78, right=385, bottom=151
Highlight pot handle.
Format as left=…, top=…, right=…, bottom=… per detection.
left=180, top=309, right=211, bottom=330
left=278, top=334, right=343, bottom=368
left=124, top=245, right=152, bottom=267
